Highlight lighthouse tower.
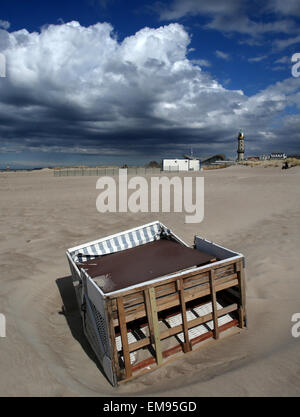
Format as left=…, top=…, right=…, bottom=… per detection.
left=237, top=130, right=245, bottom=162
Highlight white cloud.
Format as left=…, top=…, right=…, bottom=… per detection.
left=157, top=0, right=297, bottom=38
left=271, top=66, right=286, bottom=71
left=207, top=15, right=295, bottom=37
left=274, top=56, right=290, bottom=64
left=191, top=58, right=211, bottom=67
left=215, top=50, right=230, bottom=60
left=273, top=35, right=300, bottom=51
left=158, top=0, right=241, bottom=21
left=267, top=0, right=300, bottom=17
left=0, top=21, right=299, bottom=157
left=0, top=20, right=10, bottom=30
left=248, top=55, right=268, bottom=62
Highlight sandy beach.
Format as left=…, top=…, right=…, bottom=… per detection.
left=0, top=165, right=300, bottom=397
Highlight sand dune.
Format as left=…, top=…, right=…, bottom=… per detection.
left=0, top=165, right=300, bottom=396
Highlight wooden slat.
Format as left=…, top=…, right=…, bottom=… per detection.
left=108, top=258, right=241, bottom=299
left=125, top=319, right=239, bottom=379
left=127, top=303, right=238, bottom=353
left=215, top=264, right=235, bottom=276
left=236, top=260, right=246, bottom=328
left=155, top=281, right=177, bottom=298
left=160, top=303, right=237, bottom=341
left=177, top=278, right=191, bottom=352
left=129, top=337, right=150, bottom=353
left=112, top=275, right=239, bottom=326
left=148, top=288, right=163, bottom=365
left=182, top=272, right=209, bottom=289
left=209, top=269, right=219, bottom=339
left=154, top=264, right=233, bottom=298
left=240, top=261, right=247, bottom=326
left=122, top=291, right=144, bottom=308
left=144, top=289, right=155, bottom=344
left=116, top=297, right=132, bottom=378
left=110, top=264, right=236, bottom=314
left=106, top=299, right=121, bottom=381
left=155, top=275, right=237, bottom=314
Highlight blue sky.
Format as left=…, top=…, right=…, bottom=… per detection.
left=0, top=0, right=299, bottom=168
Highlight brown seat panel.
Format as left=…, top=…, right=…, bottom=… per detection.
left=79, top=239, right=215, bottom=293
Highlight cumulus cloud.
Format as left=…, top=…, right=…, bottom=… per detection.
left=0, top=20, right=10, bottom=30
left=0, top=21, right=299, bottom=161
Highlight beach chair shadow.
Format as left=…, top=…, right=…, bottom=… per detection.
left=55, top=275, right=110, bottom=383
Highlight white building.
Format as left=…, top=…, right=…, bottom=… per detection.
left=260, top=153, right=287, bottom=160
left=163, top=159, right=200, bottom=171
left=270, top=152, right=287, bottom=160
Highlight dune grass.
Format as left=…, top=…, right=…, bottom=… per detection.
left=240, top=158, right=300, bottom=168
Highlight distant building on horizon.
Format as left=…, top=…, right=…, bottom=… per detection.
left=269, top=152, right=287, bottom=160
left=162, top=159, right=200, bottom=171
left=162, top=154, right=226, bottom=171
left=260, top=154, right=269, bottom=161
left=260, top=153, right=287, bottom=160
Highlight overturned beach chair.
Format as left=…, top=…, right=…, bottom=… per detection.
left=66, top=221, right=247, bottom=386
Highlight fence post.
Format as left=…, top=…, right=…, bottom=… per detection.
left=0, top=313, right=6, bottom=337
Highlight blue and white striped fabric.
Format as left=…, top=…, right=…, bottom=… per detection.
left=71, top=223, right=162, bottom=263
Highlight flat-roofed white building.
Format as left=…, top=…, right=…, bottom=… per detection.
left=163, top=159, right=200, bottom=171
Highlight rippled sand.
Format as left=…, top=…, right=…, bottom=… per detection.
left=0, top=165, right=300, bottom=396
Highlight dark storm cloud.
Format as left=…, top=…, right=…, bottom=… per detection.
left=0, top=21, right=299, bottom=160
